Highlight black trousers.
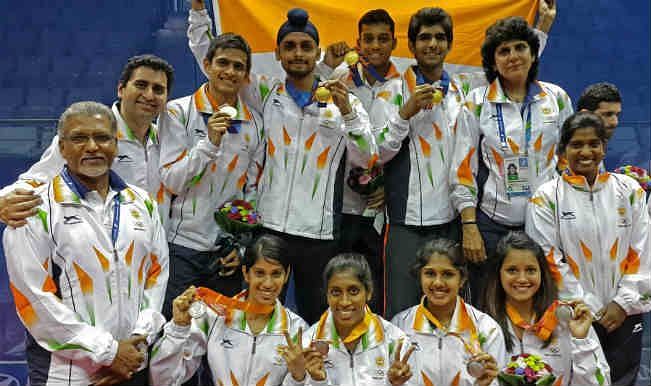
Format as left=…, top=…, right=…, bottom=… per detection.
left=383, top=218, right=461, bottom=319
left=468, top=209, right=523, bottom=309
left=594, top=313, right=645, bottom=386
left=339, top=213, right=384, bottom=314
left=263, top=228, right=340, bottom=324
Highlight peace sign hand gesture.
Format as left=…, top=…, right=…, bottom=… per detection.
left=387, top=339, right=415, bottom=386
left=279, top=328, right=308, bottom=381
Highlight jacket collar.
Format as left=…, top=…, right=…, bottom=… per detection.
left=225, top=290, right=289, bottom=334
left=561, top=168, right=610, bottom=192
left=53, top=167, right=132, bottom=205
left=314, top=307, right=384, bottom=351
left=113, top=102, right=156, bottom=144
left=486, top=78, right=547, bottom=104
left=193, top=83, right=253, bottom=121
left=412, top=296, right=478, bottom=337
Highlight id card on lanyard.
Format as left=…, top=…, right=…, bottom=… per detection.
left=496, top=103, right=532, bottom=198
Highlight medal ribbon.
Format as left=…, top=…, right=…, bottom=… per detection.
left=286, top=77, right=320, bottom=109
left=414, top=66, right=450, bottom=95
left=505, top=301, right=563, bottom=341
left=348, top=53, right=388, bottom=87
left=419, top=300, right=480, bottom=354
left=195, top=287, right=274, bottom=315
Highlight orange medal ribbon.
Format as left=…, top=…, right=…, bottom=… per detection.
left=506, top=301, right=562, bottom=341
left=195, top=287, right=274, bottom=315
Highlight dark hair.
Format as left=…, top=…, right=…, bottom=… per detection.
left=323, top=253, right=374, bottom=295
left=407, top=7, right=453, bottom=45
left=483, top=231, right=557, bottom=352
left=118, top=54, right=174, bottom=94
left=481, top=17, right=540, bottom=84
left=577, top=82, right=622, bottom=111
left=358, top=9, right=395, bottom=36
left=205, top=33, right=252, bottom=74
left=242, top=234, right=290, bottom=271
left=410, top=238, right=466, bottom=278
left=558, top=111, right=607, bottom=154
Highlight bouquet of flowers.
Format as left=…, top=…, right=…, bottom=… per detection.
left=346, top=166, right=384, bottom=196
left=498, top=354, right=556, bottom=386
left=614, top=165, right=650, bottom=191
left=214, top=199, right=261, bottom=234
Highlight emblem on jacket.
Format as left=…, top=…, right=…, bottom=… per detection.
left=63, top=215, right=83, bottom=225
left=559, top=211, right=576, bottom=220
left=220, top=339, right=234, bottom=348
left=117, top=154, right=133, bottom=163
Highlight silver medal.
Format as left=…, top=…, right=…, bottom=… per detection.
left=188, top=301, right=206, bottom=319
left=219, top=105, right=238, bottom=119
left=555, top=304, right=574, bottom=324
left=466, top=360, right=486, bottom=378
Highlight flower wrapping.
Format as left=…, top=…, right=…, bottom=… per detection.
left=614, top=165, right=650, bottom=191
left=214, top=199, right=261, bottom=235
left=498, top=354, right=556, bottom=386
left=346, top=166, right=384, bottom=195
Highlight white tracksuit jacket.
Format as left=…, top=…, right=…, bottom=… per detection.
left=158, top=84, right=263, bottom=251
left=149, top=294, right=309, bottom=386
left=187, top=9, right=375, bottom=240
left=2, top=168, right=169, bottom=385
left=0, top=103, right=170, bottom=228
left=451, top=79, right=573, bottom=226
left=303, top=309, right=413, bottom=386
left=392, top=297, right=506, bottom=386
left=526, top=171, right=651, bottom=315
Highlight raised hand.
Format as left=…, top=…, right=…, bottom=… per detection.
left=172, top=286, right=197, bottom=327
left=323, top=79, right=353, bottom=116
left=279, top=328, right=308, bottom=381
left=399, top=84, right=434, bottom=120
left=568, top=300, right=592, bottom=339
left=387, top=339, right=415, bottom=386
left=469, top=352, right=498, bottom=386
left=324, top=41, right=352, bottom=69
left=207, top=112, right=230, bottom=147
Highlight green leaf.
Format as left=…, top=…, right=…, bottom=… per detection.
left=188, top=169, right=206, bottom=188
left=475, top=104, right=482, bottom=118
left=349, top=133, right=369, bottom=153
left=557, top=96, right=566, bottom=111
left=105, top=277, right=112, bottom=304
left=549, top=201, right=556, bottom=212
left=37, top=208, right=48, bottom=232
left=151, top=338, right=163, bottom=358
left=312, top=174, right=321, bottom=199
left=595, top=368, right=605, bottom=386
left=426, top=163, right=434, bottom=187
left=200, top=319, right=210, bottom=336
left=259, top=83, right=270, bottom=102
left=629, top=192, right=635, bottom=205
left=462, top=81, right=470, bottom=95
left=392, top=94, right=403, bottom=107
left=144, top=199, right=154, bottom=218
left=192, top=198, right=198, bottom=215
left=47, top=340, right=92, bottom=352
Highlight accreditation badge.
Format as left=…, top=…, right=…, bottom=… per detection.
left=503, top=156, right=531, bottom=198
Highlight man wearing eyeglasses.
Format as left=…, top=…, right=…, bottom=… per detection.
left=2, top=101, right=169, bottom=386
left=0, top=54, right=174, bottom=228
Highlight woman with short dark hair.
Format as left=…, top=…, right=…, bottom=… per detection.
left=450, top=16, right=574, bottom=306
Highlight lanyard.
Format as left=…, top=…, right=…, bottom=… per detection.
left=496, top=100, right=532, bottom=155
left=414, top=66, right=450, bottom=95
left=61, top=168, right=121, bottom=247
left=350, top=56, right=387, bottom=87
left=286, top=78, right=319, bottom=109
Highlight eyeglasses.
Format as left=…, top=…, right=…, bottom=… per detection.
left=61, top=134, right=116, bottom=145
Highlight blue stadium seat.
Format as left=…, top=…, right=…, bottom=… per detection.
left=16, top=88, right=66, bottom=119
left=6, top=57, right=50, bottom=87
left=66, top=87, right=113, bottom=106
left=0, top=88, right=25, bottom=118
left=48, top=56, right=88, bottom=87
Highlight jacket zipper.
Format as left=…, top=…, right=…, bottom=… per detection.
left=244, top=335, right=258, bottom=385
left=349, top=352, right=356, bottom=386
left=589, top=190, right=605, bottom=301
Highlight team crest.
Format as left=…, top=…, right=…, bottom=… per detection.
left=375, top=356, right=385, bottom=367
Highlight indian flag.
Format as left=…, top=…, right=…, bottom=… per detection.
left=210, top=0, right=538, bottom=78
